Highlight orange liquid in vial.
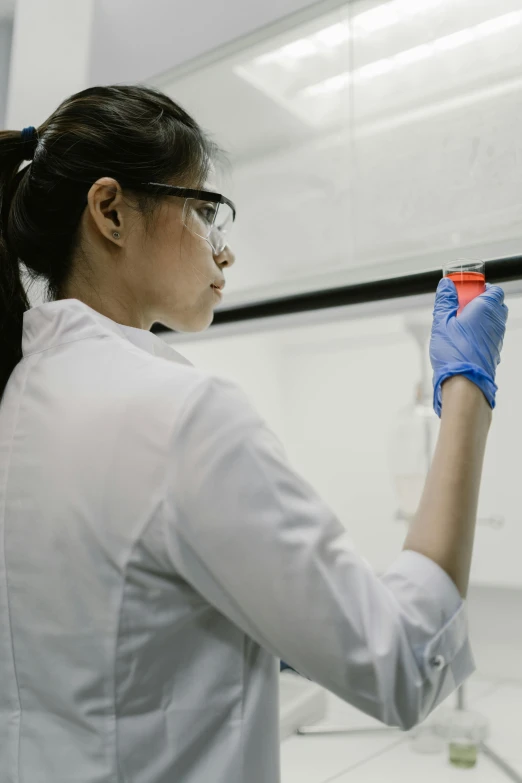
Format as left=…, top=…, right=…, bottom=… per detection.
left=447, top=272, right=486, bottom=314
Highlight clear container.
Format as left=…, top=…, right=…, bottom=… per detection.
left=409, top=718, right=445, bottom=755
left=434, top=708, right=489, bottom=769
left=389, top=383, right=440, bottom=523
left=443, top=259, right=486, bottom=315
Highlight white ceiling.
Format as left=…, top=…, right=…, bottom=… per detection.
left=0, top=0, right=15, bottom=21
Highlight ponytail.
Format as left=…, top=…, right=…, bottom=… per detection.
left=0, top=130, right=32, bottom=404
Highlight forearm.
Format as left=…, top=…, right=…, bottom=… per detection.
left=403, top=375, right=492, bottom=598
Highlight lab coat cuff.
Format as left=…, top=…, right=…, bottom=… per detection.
left=421, top=609, right=475, bottom=687
left=383, top=550, right=474, bottom=684
left=386, top=550, right=463, bottom=616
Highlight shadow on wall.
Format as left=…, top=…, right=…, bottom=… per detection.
left=467, top=584, right=522, bottom=683
left=0, top=19, right=13, bottom=129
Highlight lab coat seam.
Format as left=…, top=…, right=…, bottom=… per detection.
left=112, top=577, right=125, bottom=783
left=155, top=376, right=218, bottom=511
left=157, top=373, right=262, bottom=510
left=421, top=605, right=468, bottom=669
left=382, top=574, right=466, bottom=686
left=21, top=331, right=115, bottom=358
left=165, top=506, right=273, bottom=752
left=379, top=582, right=434, bottom=681
left=382, top=556, right=465, bottom=640
left=240, top=635, right=246, bottom=780
left=109, top=576, right=125, bottom=781
left=1, top=357, right=34, bottom=783
left=111, top=501, right=168, bottom=783
left=166, top=484, right=279, bottom=653
left=395, top=551, right=463, bottom=610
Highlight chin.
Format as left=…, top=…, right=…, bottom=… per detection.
left=163, top=310, right=214, bottom=334
left=156, top=291, right=217, bottom=333
left=182, top=318, right=213, bottom=333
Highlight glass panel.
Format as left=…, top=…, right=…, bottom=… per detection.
left=153, top=0, right=522, bottom=306
left=154, top=3, right=353, bottom=307
left=351, top=0, right=522, bottom=279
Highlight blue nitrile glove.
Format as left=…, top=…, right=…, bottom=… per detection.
left=430, top=278, right=508, bottom=417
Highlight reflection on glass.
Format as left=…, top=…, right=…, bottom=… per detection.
left=390, top=383, right=439, bottom=522
left=155, top=0, right=522, bottom=305
left=389, top=316, right=439, bottom=522
left=443, top=259, right=486, bottom=315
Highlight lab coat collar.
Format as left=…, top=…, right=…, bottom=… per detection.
left=22, top=298, right=193, bottom=367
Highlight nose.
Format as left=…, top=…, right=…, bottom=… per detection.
left=214, top=243, right=236, bottom=269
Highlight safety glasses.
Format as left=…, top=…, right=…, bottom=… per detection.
left=137, top=182, right=236, bottom=255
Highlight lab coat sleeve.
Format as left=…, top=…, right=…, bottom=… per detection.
left=162, top=375, right=475, bottom=731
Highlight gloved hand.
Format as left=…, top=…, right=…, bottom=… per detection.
left=430, top=278, right=508, bottom=417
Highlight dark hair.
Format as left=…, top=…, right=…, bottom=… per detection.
left=0, top=84, right=221, bottom=403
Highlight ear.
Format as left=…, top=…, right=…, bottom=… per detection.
left=86, top=177, right=127, bottom=246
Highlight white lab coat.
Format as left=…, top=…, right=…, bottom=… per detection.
left=0, top=298, right=474, bottom=783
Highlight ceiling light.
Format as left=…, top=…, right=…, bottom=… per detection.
left=301, top=10, right=522, bottom=98
left=394, top=43, right=433, bottom=65
left=255, top=38, right=318, bottom=67
left=352, top=0, right=444, bottom=35
left=393, top=0, right=441, bottom=17
left=474, top=10, right=522, bottom=39
left=355, top=59, right=395, bottom=81
left=354, top=3, right=399, bottom=34
left=250, top=0, right=443, bottom=70
left=433, top=29, right=475, bottom=51
left=303, top=72, right=352, bottom=97
left=313, top=22, right=351, bottom=48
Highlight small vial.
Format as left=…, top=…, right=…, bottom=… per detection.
left=443, top=260, right=486, bottom=315
left=449, top=740, right=478, bottom=769
left=434, top=707, right=488, bottom=770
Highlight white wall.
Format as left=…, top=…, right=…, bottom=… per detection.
left=172, top=332, right=288, bottom=445
left=90, top=0, right=331, bottom=84
left=6, top=0, right=95, bottom=128
left=0, top=19, right=12, bottom=128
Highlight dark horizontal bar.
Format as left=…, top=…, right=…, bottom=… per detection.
left=151, top=255, right=522, bottom=334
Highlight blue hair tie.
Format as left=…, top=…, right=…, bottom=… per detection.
left=20, top=126, right=38, bottom=161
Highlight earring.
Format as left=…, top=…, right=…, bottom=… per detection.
left=113, top=231, right=121, bottom=239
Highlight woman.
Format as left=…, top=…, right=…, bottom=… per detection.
left=0, top=85, right=507, bottom=783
